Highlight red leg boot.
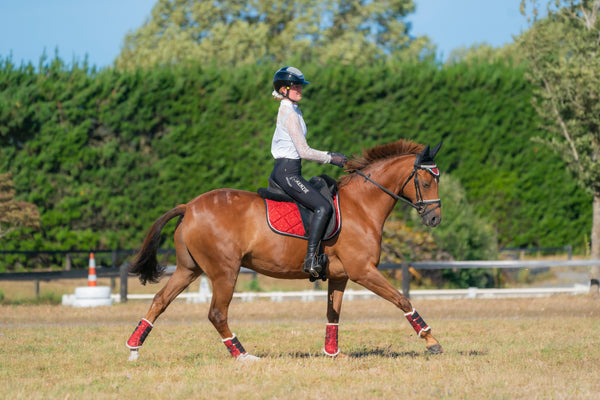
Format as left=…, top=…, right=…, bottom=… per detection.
left=323, top=323, right=340, bottom=357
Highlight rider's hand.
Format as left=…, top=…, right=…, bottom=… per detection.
left=328, top=152, right=347, bottom=168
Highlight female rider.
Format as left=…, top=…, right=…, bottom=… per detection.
left=269, top=66, right=347, bottom=277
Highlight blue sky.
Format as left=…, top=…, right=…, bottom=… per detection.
left=410, top=0, right=529, bottom=59
left=0, top=0, right=529, bottom=69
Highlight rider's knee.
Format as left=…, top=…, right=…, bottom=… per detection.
left=315, top=203, right=332, bottom=218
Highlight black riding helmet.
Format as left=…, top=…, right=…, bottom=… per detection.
left=273, top=66, right=310, bottom=93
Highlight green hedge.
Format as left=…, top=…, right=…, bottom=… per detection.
left=0, top=57, right=591, bottom=259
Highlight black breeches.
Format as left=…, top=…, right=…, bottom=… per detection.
left=270, top=158, right=332, bottom=219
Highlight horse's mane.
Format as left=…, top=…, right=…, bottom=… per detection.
left=339, top=139, right=425, bottom=187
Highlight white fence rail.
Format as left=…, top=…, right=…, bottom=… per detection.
left=110, top=257, right=596, bottom=303
left=110, top=283, right=590, bottom=304
left=2, top=257, right=596, bottom=302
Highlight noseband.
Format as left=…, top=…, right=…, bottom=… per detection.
left=354, top=165, right=441, bottom=217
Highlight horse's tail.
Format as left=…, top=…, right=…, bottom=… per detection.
left=129, top=204, right=187, bottom=285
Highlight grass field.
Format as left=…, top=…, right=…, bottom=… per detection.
left=1, top=294, right=599, bottom=399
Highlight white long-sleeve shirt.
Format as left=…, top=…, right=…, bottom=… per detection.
left=271, top=99, right=331, bottom=163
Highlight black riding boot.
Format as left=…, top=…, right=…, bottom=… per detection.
left=303, top=208, right=329, bottom=277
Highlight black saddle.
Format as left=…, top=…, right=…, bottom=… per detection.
left=257, top=174, right=340, bottom=239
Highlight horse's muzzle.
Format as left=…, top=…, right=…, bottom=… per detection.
left=419, top=201, right=441, bottom=227
left=422, top=212, right=441, bottom=227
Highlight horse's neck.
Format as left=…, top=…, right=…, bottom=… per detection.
left=343, top=156, right=414, bottom=226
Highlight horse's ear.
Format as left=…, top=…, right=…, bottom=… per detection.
left=415, top=145, right=430, bottom=166
left=429, top=142, right=442, bottom=159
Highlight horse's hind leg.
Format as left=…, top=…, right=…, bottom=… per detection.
left=127, top=265, right=200, bottom=360
left=207, top=271, right=259, bottom=361
left=127, top=229, right=200, bottom=361
left=147, top=265, right=200, bottom=322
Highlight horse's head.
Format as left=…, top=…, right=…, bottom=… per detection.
left=401, top=142, right=442, bottom=227
left=343, top=139, right=442, bottom=228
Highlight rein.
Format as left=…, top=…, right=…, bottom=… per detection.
left=354, top=167, right=441, bottom=217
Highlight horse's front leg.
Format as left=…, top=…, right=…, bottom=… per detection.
left=352, top=265, right=443, bottom=354
left=323, top=278, right=348, bottom=357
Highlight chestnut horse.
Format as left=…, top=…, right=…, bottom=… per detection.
left=126, top=139, right=443, bottom=361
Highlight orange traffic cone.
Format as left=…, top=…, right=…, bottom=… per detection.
left=87, top=253, right=97, bottom=287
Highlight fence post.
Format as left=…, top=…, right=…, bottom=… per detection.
left=120, top=263, right=128, bottom=303
left=110, top=251, right=118, bottom=291
left=401, top=263, right=410, bottom=299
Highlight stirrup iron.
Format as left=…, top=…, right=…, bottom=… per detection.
left=303, top=255, right=322, bottom=277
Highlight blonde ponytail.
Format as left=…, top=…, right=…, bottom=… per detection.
left=272, top=90, right=285, bottom=100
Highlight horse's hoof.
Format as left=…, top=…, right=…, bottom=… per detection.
left=322, top=349, right=349, bottom=359
left=427, top=344, right=443, bottom=354
left=128, top=349, right=139, bottom=362
left=237, top=353, right=260, bottom=362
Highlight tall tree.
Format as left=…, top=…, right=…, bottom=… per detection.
left=115, top=0, right=431, bottom=70
left=519, top=0, right=600, bottom=295
left=0, top=173, right=40, bottom=239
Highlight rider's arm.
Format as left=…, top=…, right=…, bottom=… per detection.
left=284, top=112, right=331, bottom=163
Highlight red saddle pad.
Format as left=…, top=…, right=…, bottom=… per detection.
left=264, top=195, right=341, bottom=240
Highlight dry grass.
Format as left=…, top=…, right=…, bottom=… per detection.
left=1, top=295, right=599, bottom=399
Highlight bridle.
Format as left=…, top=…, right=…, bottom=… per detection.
left=354, top=163, right=441, bottom=217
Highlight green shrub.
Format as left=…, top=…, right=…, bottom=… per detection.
left=0, top=58, right=591, bottom=269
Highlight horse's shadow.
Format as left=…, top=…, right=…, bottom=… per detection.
left=343, top=348, right=487, bottom=358
left=347, top=348, right=423, bottom=358
left=456, top=350, right=488, bottom=356
left=259, top=348, right=488, bottom=359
